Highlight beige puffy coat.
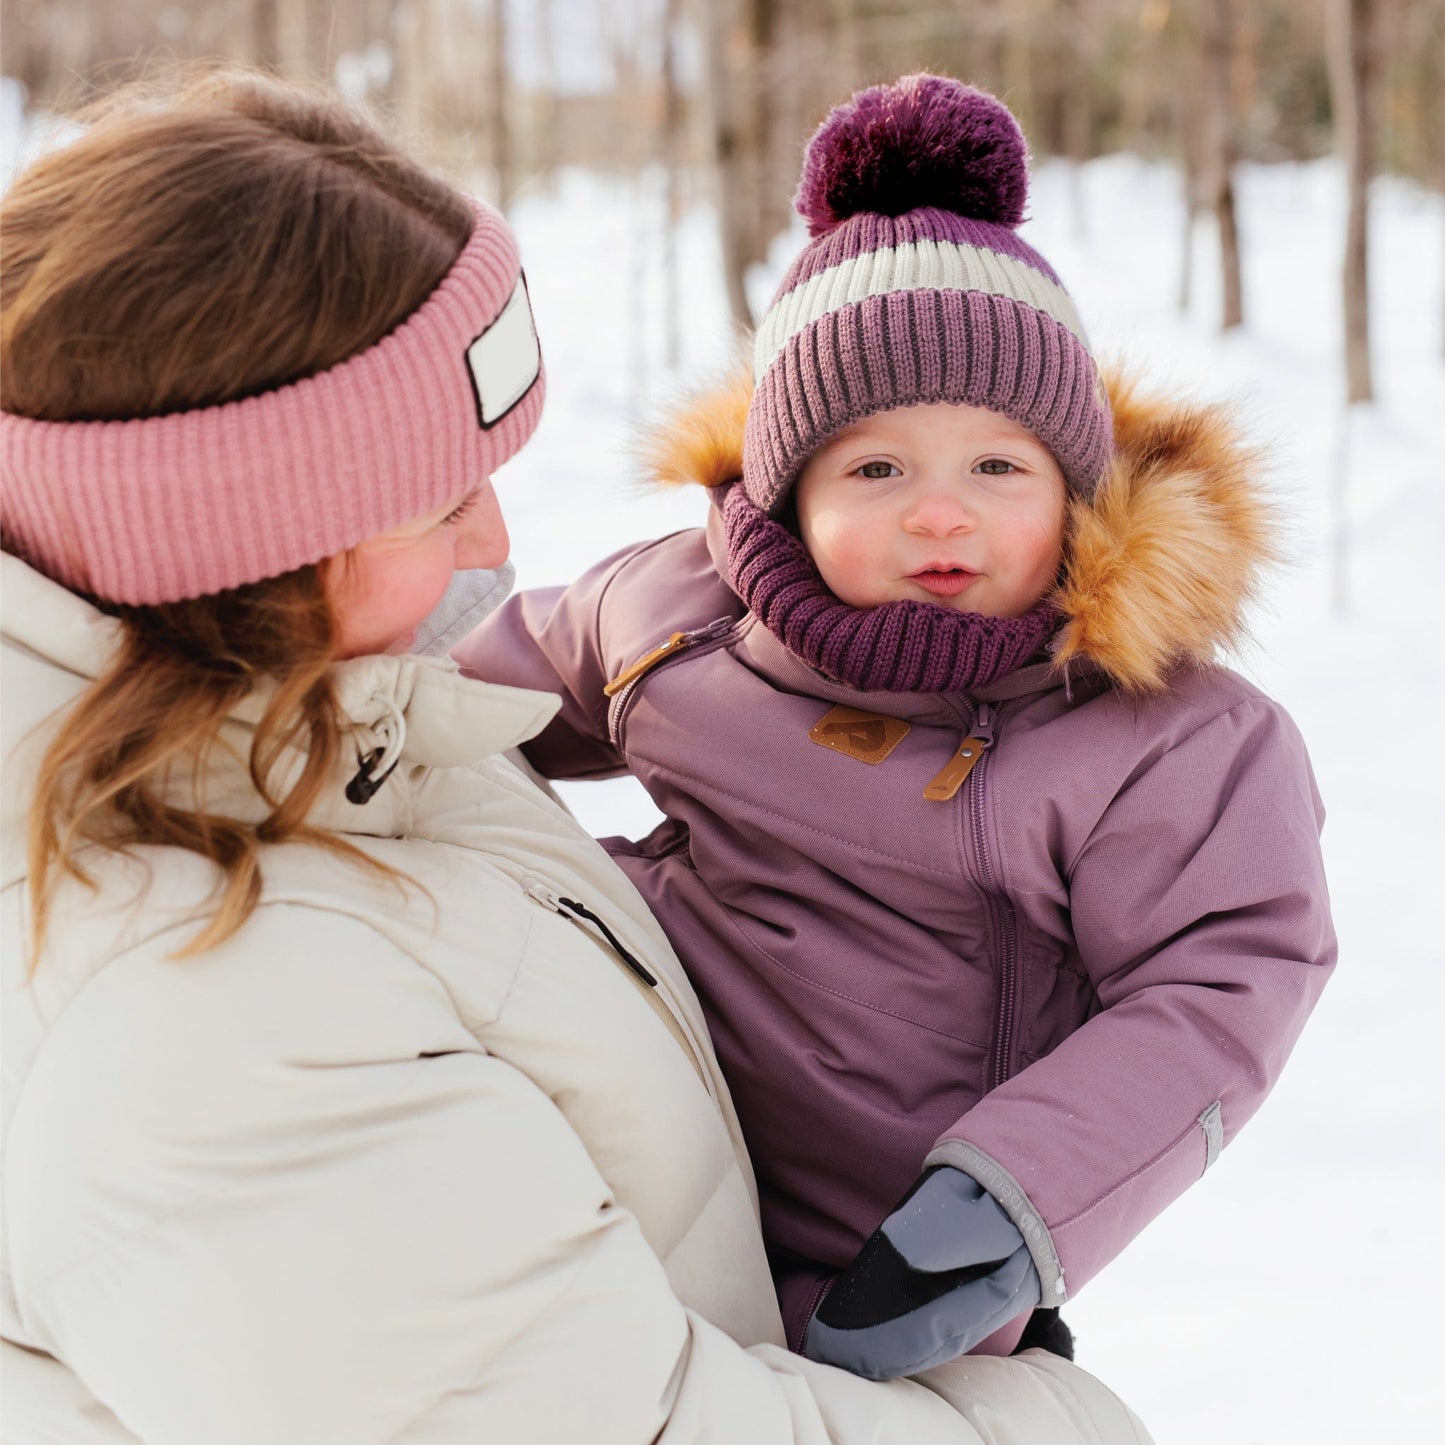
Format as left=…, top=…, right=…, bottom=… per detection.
left=0, top=554, right=1151, bottom=1444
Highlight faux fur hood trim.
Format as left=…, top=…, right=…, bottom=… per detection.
left=641, top=367, right=1280, bottom=694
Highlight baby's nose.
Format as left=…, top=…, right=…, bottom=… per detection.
left=904, top=490, right=975, bottom=536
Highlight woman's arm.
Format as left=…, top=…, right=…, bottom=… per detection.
left=7, top=905, right=1139, bottom=1444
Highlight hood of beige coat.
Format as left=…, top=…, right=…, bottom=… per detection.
left=0, top=552, right=561, bottom=874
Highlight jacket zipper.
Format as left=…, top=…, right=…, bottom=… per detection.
left=959, top=704, right=1022, bottom=1091
left=922, top=704, right=993, bottom=801
left=606, top=616, right=738, bottom=749
left=524, top=880, right=708, bottom=1086
left=795, top=1271, right=837, bottom=1352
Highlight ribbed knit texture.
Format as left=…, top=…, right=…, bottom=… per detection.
left=745, top=283, right=1109, bottom=517
left=743, top=77, right=1112, bottom=518
left=723, top=485, right=1057, bottom=694
left=777, top=208, right=1065, bottom=295
left=0, top=200, right=543, bottom=605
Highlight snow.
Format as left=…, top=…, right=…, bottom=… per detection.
left=498, top=158, right=1445, bottom=1441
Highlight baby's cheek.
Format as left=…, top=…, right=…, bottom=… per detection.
left=1015, top=514, right=1065, bottom=576
left=814, top=531, right=890, bottom=607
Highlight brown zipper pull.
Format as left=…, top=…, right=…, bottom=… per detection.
left=603, top=633, right=689, bottom=697
left=923, top=739, right=988, bottom=801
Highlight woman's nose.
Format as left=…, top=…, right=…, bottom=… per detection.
left=456, top=478, right=511, bottom=569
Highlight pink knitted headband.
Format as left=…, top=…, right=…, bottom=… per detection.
left=0, top=199, right=544, bottom=605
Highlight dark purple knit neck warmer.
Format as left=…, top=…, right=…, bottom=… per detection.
left=722, top=484, right=1058, bottom=694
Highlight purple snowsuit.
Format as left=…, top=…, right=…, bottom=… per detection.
left=455, top=376, right=1335, bottom=1355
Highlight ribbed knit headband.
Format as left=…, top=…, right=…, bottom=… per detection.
left=742, top=74, right=1112, bottom=516
left=0, top=198, right=544, bottom=605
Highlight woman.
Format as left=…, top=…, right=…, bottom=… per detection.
left=0, top=71, right=1151, bottom=1442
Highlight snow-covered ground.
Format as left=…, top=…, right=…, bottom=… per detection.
left=499, top=159, right=1445, bottom=1442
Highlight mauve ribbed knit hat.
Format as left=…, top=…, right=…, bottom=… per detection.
left=743, top=74, right=1111, bottom=516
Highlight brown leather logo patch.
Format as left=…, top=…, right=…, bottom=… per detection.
left=808, top=705, right=912, bottom=765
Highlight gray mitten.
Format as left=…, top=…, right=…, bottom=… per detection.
left=802, top=1167, right=1041, bottom=1380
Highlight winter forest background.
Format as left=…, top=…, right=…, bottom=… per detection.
left=3, top=2, right=1443, bottom=1441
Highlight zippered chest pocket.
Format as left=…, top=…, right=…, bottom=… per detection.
left=604, top=616, right=739, bottom=749
left=522, top=878, right=709, bottom=1088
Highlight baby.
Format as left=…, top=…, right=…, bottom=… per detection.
left=456, top=75, right=1335, bottom=1379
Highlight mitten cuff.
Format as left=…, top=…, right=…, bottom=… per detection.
left=926, top=1139, right=1067, bottom=1303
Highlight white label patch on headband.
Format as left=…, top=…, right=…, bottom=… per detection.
left=466, top=277, right=541, bottom=428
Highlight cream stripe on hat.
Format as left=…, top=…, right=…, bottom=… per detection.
left=754, top=239, right=1086, bottom=382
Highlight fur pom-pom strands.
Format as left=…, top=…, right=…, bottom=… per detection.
left=794, top=74, right=1029, bottom=238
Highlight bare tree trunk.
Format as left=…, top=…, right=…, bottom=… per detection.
left=1176, top=46, right=1202, bottom=314
left=1062, top=0, right=1093, bottom=240
left=704, top=0, right=766, bottom=329
left=535, top=0, right=561, bottom=180
left=276, top=0, right=312, bottom=77
left=393, top=0, right=426, bottom=148
left=975, top=1, right=1007, bottom=98
left=740, top=0, right=779, bottom=280
left=831, top=0, right=864, bottom=95
left=252, top=0, right=280, bottom=68
left=1436, top=15, right=1445, bottom=362
left=487, top=0, right=513, bottom=210
left=1202, top=0, right=1243, bottom=330
left=1327, top=0, right=1375, bottom=403
left=1122, top=0, right=1173, bottom=148
left=1178, top=170, right=1197, bottom=313
left=660, top=0, right=685, bottom=370
left=1001, top=2, right=1035, bottom=134
left=0, top=0, right=50, bottom=99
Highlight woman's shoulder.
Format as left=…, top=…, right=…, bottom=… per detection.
left=2, top=810, right=555, bottom=1185
left=0, top=896, right=457, bottom=1278
left=0, top=813, right=763, bottom=1360
left=0, top=830, right=653, bottom=1296
left=0, top=835, right=535, bottom=1158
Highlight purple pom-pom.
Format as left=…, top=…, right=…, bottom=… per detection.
left=795, top=75, right=1028, bottom=238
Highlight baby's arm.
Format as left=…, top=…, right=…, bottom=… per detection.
left=930, top=695, right=1335, bottom=1304
left=453, top=542, right=656, bottom=780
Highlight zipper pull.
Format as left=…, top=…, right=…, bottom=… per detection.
left=603, top=633, right=689, bottom=697
left=524, top=878, right=564, bottom=911
left=922, top=705, right=995, bottom=802
left=523, top=879, right=658, bottom=987
left=603, top=617, right=735, bottom=699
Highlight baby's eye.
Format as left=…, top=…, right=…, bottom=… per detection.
left=974, top=458, right=1016, bottom=476
left=854, top=460, right=901, bottom=480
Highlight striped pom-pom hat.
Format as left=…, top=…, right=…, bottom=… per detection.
left=743, top=74, right=1111, bottom=516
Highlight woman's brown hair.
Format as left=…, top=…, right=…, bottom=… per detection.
left=2, top=69, right=474, bottom=958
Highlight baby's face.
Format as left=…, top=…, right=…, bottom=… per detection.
left=794, top=403, right=1067, bottom=619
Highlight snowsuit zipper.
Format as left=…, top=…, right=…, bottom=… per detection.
left=524, top=880, right=708, bottom=1086
left=606, top=617, right=738, bottom=749
left=923, top=713, right=993, bottom=801
left=794, top=1271, right=836, bottom=1353
left=956, top=704, right=1023, bottom=1091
